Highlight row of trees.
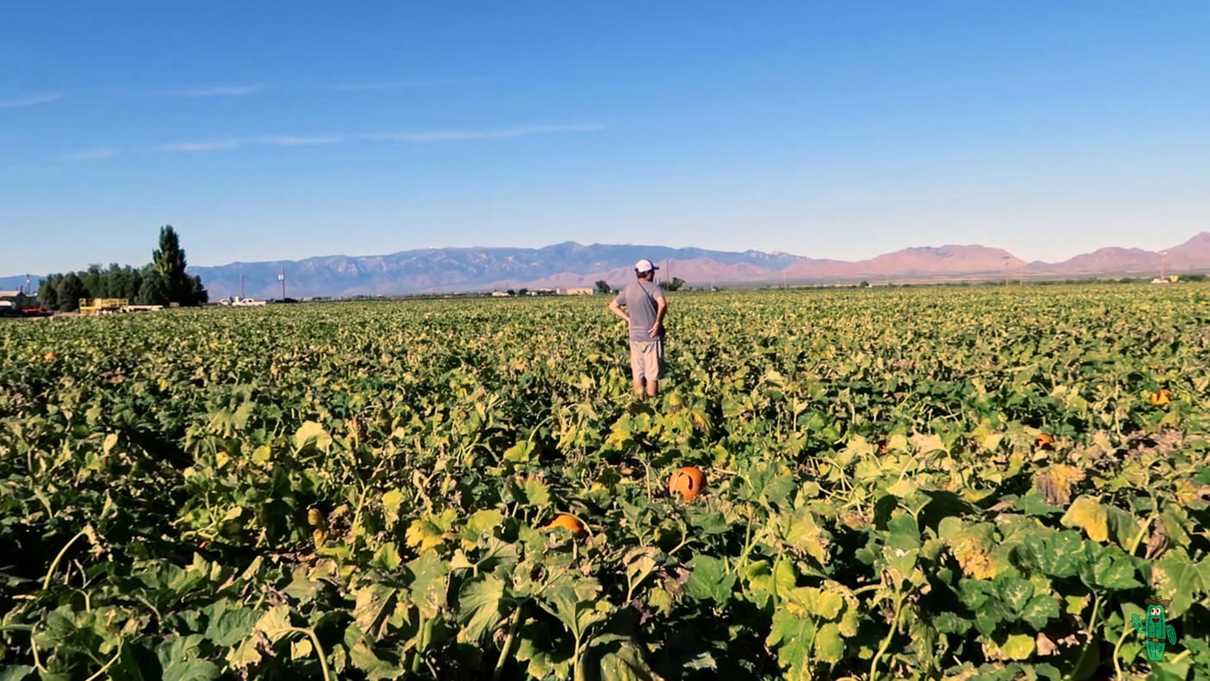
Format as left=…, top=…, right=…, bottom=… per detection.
left=38, top=226, right=208, bottom=311
left=590, top=277, right=687, bottom=294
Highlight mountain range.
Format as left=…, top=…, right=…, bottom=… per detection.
left=5, top=233, right=1209, bottom=299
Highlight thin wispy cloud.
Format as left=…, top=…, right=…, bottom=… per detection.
left=257, top=135, right=342, bottom=147
left=157, top=124, right=602, bottom=154
left=159, top=140, right=242, bottom=153
left=159, top=135, right=340, bottom=152
left=332, top=77, right=491, bottom=92
left=162, top=84, right=264, bottom=97
left=0, top=92, right=64, bottom=109
left=63, top=148, right=116, bottom=161
left=370, top=123, right=605, bottom=143
left=332, top=80, right=413, bottom=92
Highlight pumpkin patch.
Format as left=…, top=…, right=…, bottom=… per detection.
left=1, top=284, right=1207, bottom=680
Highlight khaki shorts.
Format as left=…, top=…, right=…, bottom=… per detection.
left=629, top=339, right=664, bottom=381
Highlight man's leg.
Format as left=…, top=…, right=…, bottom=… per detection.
left=630, top=341, right=646, bottom=398
left=644, top=340, right=662, bottom=397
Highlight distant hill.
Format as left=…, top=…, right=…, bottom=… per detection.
left=782, top=245, right=1024, bottom=281
left=8, top=233, right=1210, bottom=298
left=177, top=231, right=1210, bottom=297
left=0, top=275, right=39, bottom=293
left=187, top=242, right=803, bottom=299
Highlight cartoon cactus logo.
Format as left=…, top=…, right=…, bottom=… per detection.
left=1132, top=600, right=1178, bottom=662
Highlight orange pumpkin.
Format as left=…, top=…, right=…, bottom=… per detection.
left=668, top=466, right=706, bottom=502
left=1036, top=433, right=1055, bottom=448
left=1149, top=388, right=1171, bottom=406
left=545, top=513, right=586, bottom=536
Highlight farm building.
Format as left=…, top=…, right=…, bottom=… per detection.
left=558, top=287, right=595, bottom=295
left=0, top=290, right=35, bottom=308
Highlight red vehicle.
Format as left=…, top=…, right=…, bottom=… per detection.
left=20, top=306, right=52, bottom=317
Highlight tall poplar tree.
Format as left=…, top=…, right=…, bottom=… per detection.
left=149, top=225, right=207, bottom=305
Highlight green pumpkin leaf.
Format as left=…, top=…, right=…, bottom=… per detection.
left=685, top=555, right=737, bottom=605
left=457, top=575, right=506, bottom=642
left=407, top=552, right=449, bottom=619
left=162, top=659, right=221, bottom=681
left=353, top=584, right=398, bottom=640
left=1020, top=594, right=1060, bottom=629
left=1152, top=551, right=1210, bottom=618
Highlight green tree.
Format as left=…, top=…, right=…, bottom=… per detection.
left=594, top=280, right=611, bottom=295
left=81, top=264, right=104, bottom=297
left=123, top=267, right=144, bottom=300
left=152, top=225, right=207, bottom=305
left=660, top=277, right=686, bottom=292
left=136, top=270, right=169, bottom=305
left=55, top=273, right=87, bottom=312
left=189, top=275, right=208, bottom=305
left=38, top=274, right=61, bottom=309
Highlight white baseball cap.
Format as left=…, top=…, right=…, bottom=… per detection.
left=634, top=259, right=659, bottom=273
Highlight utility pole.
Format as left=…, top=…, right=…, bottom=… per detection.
left=240, top=273, right=246, bottom=300
left=278, top=267, right=286, bottom=301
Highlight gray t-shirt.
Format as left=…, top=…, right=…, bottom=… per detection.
left=614, top=280, right=666, bottom=342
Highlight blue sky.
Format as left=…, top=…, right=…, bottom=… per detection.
left=2, top=1, right=1208, bottom=274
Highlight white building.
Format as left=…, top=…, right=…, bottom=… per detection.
left=0, top=290, right=34, bottom=308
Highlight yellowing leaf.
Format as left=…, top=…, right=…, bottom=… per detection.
left=251, top=445, right=272, bottom=466
left=843, top=435, right=875, bottom=458
left=910, top=432, right=945, bottom=453
left=293, top=421, right=332, bottom=452
left=406, top=510, right=456, bottom=553
left=814, top=622, right=844, bottom=663
left=811, top=589, right=845, bottom=620
left=1061, top=496, right=1109, bottom=543
left=466, top=509, right=504, bottom=536
left=951, top=535, right=999, bottom=579
left=887, top=478, right=917, bottom=498
left=290, top=637, right=313, bottom=660
left=502, top=440, right=533, bottom=464
left=226, top=637, right=263, bottom=669
left=381, top=489, right=405, bottom=529
left=255, top=604, right=294, bottom=643
left=781, top=508, right=830, bottom=565
left=1000, top=633, right=1034, bottom=660
left=979, top=432, right=1004, bottom=451
left=1034, top=464, right=1085, bottom=506
left=941, top=518, right=1002, bottom=579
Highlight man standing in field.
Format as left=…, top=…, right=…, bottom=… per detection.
left=608, top=259, right=668, bottom=399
